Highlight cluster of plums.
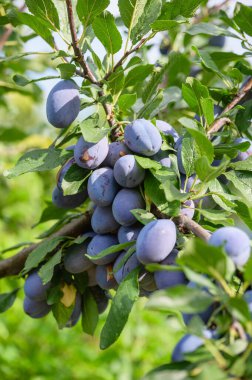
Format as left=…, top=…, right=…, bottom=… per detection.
left=23, top=80, right=252, bottom=359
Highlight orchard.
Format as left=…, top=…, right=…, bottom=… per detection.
left=1, top=0, right=252, bottom=379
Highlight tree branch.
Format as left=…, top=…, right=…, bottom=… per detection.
left=0, top=213, right=91, bottom=278
left=207, top=76, right=252, bottom=136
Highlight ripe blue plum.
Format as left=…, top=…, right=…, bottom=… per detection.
left=114, top=155, right=145, bottom=188
left=136, top=220, right=177, bottom=264
left=112, top=189, right=145, bottom=226
left=95, top=265, right=117, bottom=289
left=46, top=80, right=80, bottom=128
left=63, top=241, right=93, bottom=273
left=153, top=150, right=171, bottom=168
left=88, top=167, right=119, bottom=206
left=103, top=141, right=130, bottom=167
left=156, top=120, right=179, bottom=141
left=124, top=119, right=162, bottom=156
left=74, top=136, right=109, bottom=169
left=90, top=286, right=109, bottom=314
left=65, top=292, right=82, bottom=327
left=24, top=271, right=51, bottom=301
left=52, top=186, right=87, bottom=209
left=177, top=144, right=186, bottom=175
left=209, top=226, right=251, bottom=267
left=180, top=175, right=199, bottom=192
left=113, top=252, right=140, bottom=284
left=91, top=206, right=120, bottom=234
left=172, top=330, right=213, bottom=362
left=181, top=200, right=195, bottom=219
left=87, top=234, right=120, bottom=265
left=154, top=249, right=187, bottom=289
left=23, top=297, right=51, bottom=318
left=118, top=224, right=142, bottom=244
left=234, top=138, right=252, bottom=161
left=209, top=35, right=225, bottom=48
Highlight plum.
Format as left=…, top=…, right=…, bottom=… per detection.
left=153, top=150, right=171, bottom=168
left=209, top=35, right=225, bottom=48
left=154, top=249, right=187, bottom=289
left=114, top=155, right=145, bottom=188
left=63, top=241, right=93, bottom=273
left=113, top=252, right=140, bottom=284
left=87, top=167, right=119, bottom=206
left=118, top=224, right=142, bottom=244
left=234, top=137, right=252, bottom=161
left=124, top=119, right=162, bottom=156
left=52, top=186, right=87, bottom=209
left=95, top=265, right=117, bottom=290
left=181, top=200, right=195, bottom=219
left=87, top=265, right=98, bottom=286
left=74, top=136, right=109, bottom=169
left=112, top=189, right=145, bottom=226
left=156, top=120, right=179, bottom=141
left=172, top=330, right=213, bottom=362
left=46, top=80, right=80, bottom=128
left=136, top=220, right=177, bottom=264
left=103, top=141, right=131, bottom=167
left=209, top=226, right=251, bottom=267
left=177, top=143, right=186, bottom=175
left=24, top=271, right=51, bottom=301
left=87, top=234, right=120, bottom=265
left=23, top=297, right=51, bottom=318
left=65, top=292, right=82, bottom=327
left=91, top=206, right=120, bottom=234
left=89, top=286, right=109, bottom=314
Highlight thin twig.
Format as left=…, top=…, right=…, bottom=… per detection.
left=207, top=77, right=252, bottom=136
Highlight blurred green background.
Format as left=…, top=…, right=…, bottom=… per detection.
left=0, top=61, right=182, bottom=380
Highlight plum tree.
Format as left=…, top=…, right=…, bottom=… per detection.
left=117, top=225, right=142, bottom=244
left=23, top=297, right=51, bottom=319
left=103, top=142, right=130, bottom=167
left=124, top=119, right=162, bottom=156
left=87, top=167, right=119, bottom=206
left=87, top=234, right=120, bottom=265
left=209, top=227, right=251, bottom=266
left=136, top=220, right=177, bottom=264
left=114, top=155, right=145, bottom=188
left=74, top=136, right=109, bottom=169
left=95, top=265, right=117, bottom=290
left=154, top=249, right=187, bottom=289
left=91, top=206, right=120, bottom=234
left=52, top=186, right=87, bottom=209
left=46, top=80, right=80, bottom=128
left=63, top=241, right=93, bottom=273
left=24, top=271, right=51, bottom=301
left=112, top=189, right=145, bottom=226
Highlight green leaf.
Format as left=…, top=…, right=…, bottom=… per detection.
left=195, top=156, right=229, bottom=182
left=178, top=238, right=235, bottom=280
left=130, top=209, right=156, bottom=225
left=4, top=148, right=72, bottom=179
left=147, top=285, right=213, bottom=313
left=192, top=46, right=226, bottom=81
left=82, top=288, right=99, bottom=336
left=22, top=237, right=67, bottom=275
left=199, top=209, right=233, bottom=225
left=92, top=11, right=122, bottom=54
left=10, top=11, right=54, bottom=47
left=225, top=170, right=252, bottom=203
left=61, top=164, right=89, bottom=196
left=227, top=297, right=251, bottom=324
left=234, top=3, right=252, bottom=37
left=125, top=64, right=153, bottom=88
left=167, top=52, right=190, bottom=86
left=158, top=0, right=204, bottom=19
left=135, top=155, right=161, bottom=170
left=200, top=97, right=214, bottom=125
left=161, top=181, right=189, bottom=202
left=244, top=255, right=252, bottom=282
left=35, top=203, right=67, bottom=226
left=0, top=289, right=19, bottom=313
left=25, top=0, right=60, bottom=30
left=118, top=0, right=147, bottom=40
left=52, top=301, right=74, bottom=329
left=182, top=77, right=209, bottom=116
left=76, top=0, right=109, bottom=28
left=86, top=241, right=135, bottom=262
left=137, top=89, right=164, bottom=119
left=142, top=65, right=167, bottom=103
left=38, top=249, right=62, bottom=284
left=180, top=134, right=200, bottom=177
left=131, top=0, right=162, bottom=42
left=118, top=93, right=137, bottom=110
left=230, top=156, right=252, bottom=171
left=79, top=117, right=109, bottom=143
left=100, top=268, right=139, bottom=349
left=186, top=22, right=239, bottom=39
left=179, top=118, right=214, bottom=163
left=235, top=201, right=252, bottom=231
left=57, top=63, right=76, bottom=80
left=12, top=74, right=60, bottom=87
left=106, top=67, right=125, bottom=95
left=208, top=179, right=236, bottom=212
left=151, top=18, right=187, bottom=31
